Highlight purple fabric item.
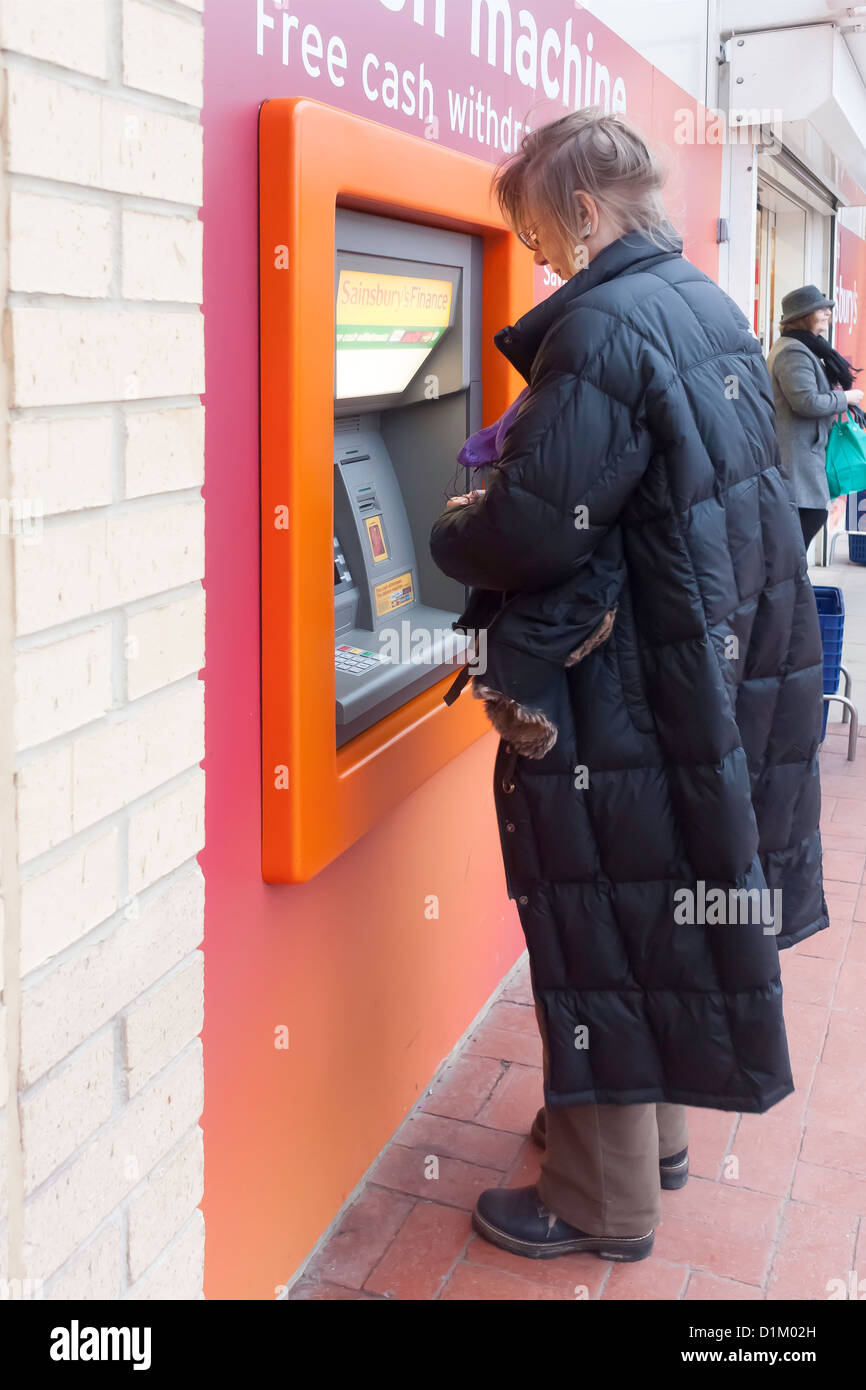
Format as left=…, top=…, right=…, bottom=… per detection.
left=457, top=386, right=531, bottom=469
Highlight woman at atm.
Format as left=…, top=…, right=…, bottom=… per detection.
left=429, top=107, right=827, bottom=1264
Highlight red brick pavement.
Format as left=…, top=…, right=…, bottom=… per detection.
left=291, top=723, right=866, bottom=1302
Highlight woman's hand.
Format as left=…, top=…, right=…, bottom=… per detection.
left=446, top=488, right=486, bottom=509
left=845, top=389, right=863, bottom=405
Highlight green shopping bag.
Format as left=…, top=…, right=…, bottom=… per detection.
left=826, top=406, right=866, bottom=499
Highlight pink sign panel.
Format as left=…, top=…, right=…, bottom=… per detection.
left=835, top=222, right=866, bottom=379
left=834, top=223, right=866, bottom=535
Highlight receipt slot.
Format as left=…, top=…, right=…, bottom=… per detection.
left=259, top=97, right=532, bottom=882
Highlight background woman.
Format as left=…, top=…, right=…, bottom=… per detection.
left=429, top=109, right=828, bottom=1264
left=766, top=285, right=862, bottom=550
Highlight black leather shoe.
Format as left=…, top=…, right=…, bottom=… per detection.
left=472, top=1184, right=654, bottom=1261
left=530, top=1106, right=546, bottom=1148
left=658, top=1147, right=689, bottom=1189
left=530, top=1106, right=689, bottom=1190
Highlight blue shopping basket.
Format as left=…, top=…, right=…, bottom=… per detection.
left=846, top=492, right=866, bottom=565
left=813, top=585, right=845, bottom=740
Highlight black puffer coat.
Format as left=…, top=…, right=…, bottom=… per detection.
left=430, top=232, right=828, bottom=1115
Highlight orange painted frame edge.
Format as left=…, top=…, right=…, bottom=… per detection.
left=259, top=96, right=532, bottom=883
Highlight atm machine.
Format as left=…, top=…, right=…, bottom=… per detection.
left=259, top=95, right=528, bottom=882
left=332, top=209, right=482, bottom=746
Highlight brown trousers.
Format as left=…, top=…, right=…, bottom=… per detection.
left=533, top=1001, right=689, bottom=1236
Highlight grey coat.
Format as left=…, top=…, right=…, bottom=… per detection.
left=766, top=336, right=847, bottom=508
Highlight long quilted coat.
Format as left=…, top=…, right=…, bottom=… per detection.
left=429, top=231, right=828, bottom=1115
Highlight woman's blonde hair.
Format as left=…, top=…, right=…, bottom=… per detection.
left=492, top=106, right=677, bottom=272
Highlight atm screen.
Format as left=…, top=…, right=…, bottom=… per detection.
left=335, top=268, right=454, bottom=400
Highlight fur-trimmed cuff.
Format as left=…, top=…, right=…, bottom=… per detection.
left=564, top=606, right=617, bottom=666
left=472, top=683, right=558, bottom=758
left=471, top=606, right=618, bottom=759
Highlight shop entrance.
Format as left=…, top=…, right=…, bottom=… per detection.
left=755, top=182, right=807, bottom=352
left=754, top=161, right=837, bottom=560
left=754, top=164, right=834, bottom=354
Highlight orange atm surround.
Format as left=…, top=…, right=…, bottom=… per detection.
left=259, top=97, right=534, bottom=883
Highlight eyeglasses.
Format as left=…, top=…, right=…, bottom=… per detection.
left=517, top=226, right=541, bottom=251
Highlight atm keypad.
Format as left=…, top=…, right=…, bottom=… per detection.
left=335, top=644, right=388, bottom=675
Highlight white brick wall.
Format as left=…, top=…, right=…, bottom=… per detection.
left=16, top=684, right=205, bottom=861
left=20, top=1035, right=115, bottom=1192
left=0, top=1, right=109, bottom=80
left=126, top=590, right=205, bottom=697
left=14, top=624, right=113, bottom=750
left=122, top=211, right=203, bottom=303
left=10, top=416, right=114, bottom=515
left=125, top=1209, right=204, bottom=1299
left=123, top=1, right=203, bottom=108
left=128, top=774, right=205, bottom=896
left=45, top=1225, right=123, bottom=1301
left=125, top=406, right=204, bottom=498
left=15, top=502, right=205, bottom=633
left=23, top=1044, right=203, bottom=1277
left=126, top=1127, right=203, bottom=1280
left=20, top=830, right=118, bottom=975
left=9, top=308, right=205, bottom=407
left=1, top=0, right=205, bottom=1300
left=0, top=1002, right=7, bottom=1111
left=21, top=869, right=204, bottom=1095
left=6, top=72, right=203, bottom=203
left=123, top=951, right=204, bottom=1095
left=10, top=192, right=113, bottom=297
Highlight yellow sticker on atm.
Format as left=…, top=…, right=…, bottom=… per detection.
left=375, top=571, right=414, bottom=616
left=365, top=514, right=389, bottom=561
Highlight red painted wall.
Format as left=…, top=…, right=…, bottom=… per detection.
left=201, top=0, right=722, bottom=1299
left=834, top=223, right=866, bottom=536
left=835, top=223, right=866, bottom=377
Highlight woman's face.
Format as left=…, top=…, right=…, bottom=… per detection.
left=520, top=204, right=574, bottom=281
left=519, top=191, right=612, bottom=280
left=809, top=307, right=832, bottom=336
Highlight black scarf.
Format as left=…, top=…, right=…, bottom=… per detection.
left=780, top=327, right=859, bottom=390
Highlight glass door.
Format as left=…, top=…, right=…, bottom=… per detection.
left=755, top=180, right=809, bottom=352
